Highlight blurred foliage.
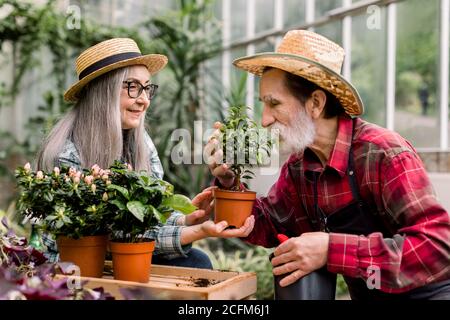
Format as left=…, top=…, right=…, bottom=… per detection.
left=0, top=201, right=29, bottom=238
left=0, top=0, right=224, bottom=204
left=336, top=274, right=349, bottom=299
left=141, top=0, right=222, bottom=197
left=0, top=0, right=153, bottom=206
left=396, top=0, right=439, bottom=113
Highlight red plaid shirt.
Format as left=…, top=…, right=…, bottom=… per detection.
left=244, top=115, right=450, bottom=293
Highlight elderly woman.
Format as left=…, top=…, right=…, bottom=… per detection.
left=36, top=38, right=254, bottom=268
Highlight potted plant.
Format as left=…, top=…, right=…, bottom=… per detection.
left=15, top=163, right=110, bottom=278
left=105, top=161, right=197, bottom=283
left=213, top=105, right=272, bottom=228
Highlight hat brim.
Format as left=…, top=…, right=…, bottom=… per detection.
left=233, top=52, right=364, bottom=116
left=64, top=54, right=168, bottom=102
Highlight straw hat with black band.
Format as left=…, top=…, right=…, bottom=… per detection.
left=233, top=30, right=364, bottom=116
left=64, top=38, right=168, bottom=102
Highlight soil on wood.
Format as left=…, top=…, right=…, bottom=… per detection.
left=175, top=277, right=220, bottom=287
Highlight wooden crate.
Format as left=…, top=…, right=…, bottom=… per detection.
left=56, top=262, right=257, bottom=300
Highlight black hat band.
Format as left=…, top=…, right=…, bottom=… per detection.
left=79, top=52, right=142, bottom=80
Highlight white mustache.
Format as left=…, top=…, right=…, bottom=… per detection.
left=270, top=109, right=316, bottom=155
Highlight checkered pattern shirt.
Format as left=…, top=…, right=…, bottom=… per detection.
left=244, top=115, right=450, bottom=293
left=41, top=131, right=190, bottom=262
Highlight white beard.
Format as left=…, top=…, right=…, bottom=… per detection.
left=270, top=107, right=316, bottom=156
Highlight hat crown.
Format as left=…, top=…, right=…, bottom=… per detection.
left=75, top=38, right=141, bottom=77
left=276, top=30, right=345, bottom=74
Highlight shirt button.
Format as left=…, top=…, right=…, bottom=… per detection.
left=349, top=170, right=354, bottom=175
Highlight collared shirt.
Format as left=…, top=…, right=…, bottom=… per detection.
left=244, top=114, right=450, bottom=293
left=41, top=131, right=190, bottom=262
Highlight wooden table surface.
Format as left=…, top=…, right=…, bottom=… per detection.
left=56, top=263, right=257, bottom=300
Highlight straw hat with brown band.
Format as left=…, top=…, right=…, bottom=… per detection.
left=64, top=38, right=168, bottom=102
left=233, top=30, right=364, bottom=116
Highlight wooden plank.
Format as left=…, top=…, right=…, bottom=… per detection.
left=56, top=263, right=257, bottom=300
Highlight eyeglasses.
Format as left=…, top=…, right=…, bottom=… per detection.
left=122, top=80, right=158, bottom=100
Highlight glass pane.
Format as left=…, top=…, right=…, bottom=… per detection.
left=315, top=0, right=342, bottom=19
left=395, top=0, right=440, bottom=148
left=285, top=0, right=306, bottom=27
left=213, top=0, right=222, bottom=20
left=252, top=41, right=276, bottom=123
left=84, top=0, right=112, bottom=25
left=448, top=4, right=450, bottom=149
left=113, top=0, right=147, bottom=26
left=315, top=20, right=343, bottom=46
left=230, top=0, right=247, bottom=41
left=255, top=0, right=274, bottom=34
left=351, top=10, right=387, bottom=126
left=230, top=46, right=248, bottom=83
left=204, top=55, right=223, bottom=122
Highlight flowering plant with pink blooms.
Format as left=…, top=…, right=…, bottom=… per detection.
left=15, top=163, right=111, bottom=239
left=15, top=161, right=197, bottom=241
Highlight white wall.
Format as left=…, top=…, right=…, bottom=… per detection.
left=428, top=173, right=450, bottom=212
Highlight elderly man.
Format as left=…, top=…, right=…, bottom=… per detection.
left=207, top=30, right=450, bottom=299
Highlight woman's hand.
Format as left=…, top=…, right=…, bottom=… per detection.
left=183, top=187, right=216, bottom=226
left=204, top=122, right=235, bottom=189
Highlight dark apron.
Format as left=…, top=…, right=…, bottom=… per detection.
left=293, top=119, right=450, bottom=300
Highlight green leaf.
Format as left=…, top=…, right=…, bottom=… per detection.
left=107, top=185, right=130, bottom=200
left=161, top=194, right=197, bottom=214
left=127, top=201, right=145, bottom=222
left=62, top=216, right=72, bottom=224
left=45, top=215, right=57, bottom=221
left=147, top=204, right=166, bottom=223
left=43, top=191, right=53, bottom=202
left=110, top=199, right=126, bottom=211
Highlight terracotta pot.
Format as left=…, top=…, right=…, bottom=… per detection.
left=213, top=188, right=256, bottom=228
left=109, top=241, right=155, bottom=283
left=56, top=235, right=108, bottom=278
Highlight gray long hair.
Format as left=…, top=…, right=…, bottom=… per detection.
left=36, top=67, right=150, bottom=172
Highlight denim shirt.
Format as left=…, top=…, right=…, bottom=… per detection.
left=41, top=131, right=191, bottom=262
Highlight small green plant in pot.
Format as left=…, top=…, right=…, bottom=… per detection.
left=213, top=105, right=272, bottom=228
left=105, top=161, right=197, bottom=283
left=15, top=163, right=111, bottom=278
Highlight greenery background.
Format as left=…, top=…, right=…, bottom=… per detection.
left=0, top=0, right=446, bottom=299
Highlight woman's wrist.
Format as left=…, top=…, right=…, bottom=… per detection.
left=177, top=215, right=186, bottom=226
left=180, top=224, right=207, bottom=245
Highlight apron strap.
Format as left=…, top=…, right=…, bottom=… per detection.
left=288, top=162, right=320, bottom=230
left=347, top=118, right=363, bottom=203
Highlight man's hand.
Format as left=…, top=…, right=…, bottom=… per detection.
left=271, top=232, right=330, bottom=287
left=182, top=187, right=216, bottom=226
left=200, top=215, right=255, bottom=238
left=205, top=121, right=235, bottom=188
